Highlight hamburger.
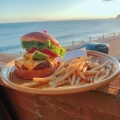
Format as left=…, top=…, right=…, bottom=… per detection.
left=15, top=31, right=66, bottom=80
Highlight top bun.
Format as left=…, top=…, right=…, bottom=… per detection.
left=21, top=32, right=59, bottom=46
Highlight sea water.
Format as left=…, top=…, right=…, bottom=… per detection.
left=0, top=19, right=120, bottom=54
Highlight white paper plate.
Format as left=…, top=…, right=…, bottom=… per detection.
left=1, top=50, right=120, bottom=95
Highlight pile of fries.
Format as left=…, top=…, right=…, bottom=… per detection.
left=21, top=55, right=116, bottom=88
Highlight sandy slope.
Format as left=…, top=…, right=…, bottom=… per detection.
left=65, top=35, right=120, bottom=58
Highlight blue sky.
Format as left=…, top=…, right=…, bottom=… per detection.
left=0, top=0, right=120, bottom=23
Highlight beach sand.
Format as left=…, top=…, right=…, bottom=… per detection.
left=65, top=35, right=120, bottom=60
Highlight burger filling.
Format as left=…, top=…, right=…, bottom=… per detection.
left=16, top=39, right=65, bottom=71
left=21, top=39, right=66, bottom=58
left=15, top=60, right=52, bottom=70
left=15, top=50, right=58, bottom=70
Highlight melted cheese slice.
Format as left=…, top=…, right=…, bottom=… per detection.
left=16, top=53, right=55, bottom=70
left=16, top=58, right=47, bottom=70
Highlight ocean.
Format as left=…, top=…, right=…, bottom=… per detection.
left=0, top=19, right=120, bottom=54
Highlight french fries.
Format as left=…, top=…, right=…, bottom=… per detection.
left=71, top=71, right=77, bottom=85
left=21, top=54, right=116, bottom=88
left=33, top=76, right=56, bottom=82
left=21, top=82, right=41, bottom=87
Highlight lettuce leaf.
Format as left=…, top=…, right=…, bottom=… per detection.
left=21, top=40, right=66, bottom=57
left=22, top=41, right=34, bottom=50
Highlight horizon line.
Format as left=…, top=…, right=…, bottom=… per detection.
left=0, top=17, right=115, bottom=24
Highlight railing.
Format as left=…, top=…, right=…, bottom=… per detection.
left=63, top=32, right=120, bottom=48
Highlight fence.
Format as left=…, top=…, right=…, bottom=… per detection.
left=63, top=32, right=120, bottom=48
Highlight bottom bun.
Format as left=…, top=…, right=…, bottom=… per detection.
left=15, top=66, right=56, bottom=80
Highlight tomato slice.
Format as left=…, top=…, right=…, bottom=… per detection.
left=42, top=48, right=58, bottom=58
left=27, top=47, right=58, bottom=58
left=27, top=47, right=37, bottom=53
